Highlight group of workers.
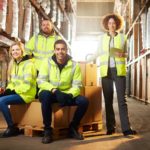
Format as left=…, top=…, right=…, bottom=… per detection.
left=0, top=13, right=136, bottom=144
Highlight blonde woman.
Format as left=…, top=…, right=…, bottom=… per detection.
left=0, top=41, right=37, bottom=137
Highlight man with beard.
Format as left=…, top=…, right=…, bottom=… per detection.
left=25, top=19, right=61, bottom=69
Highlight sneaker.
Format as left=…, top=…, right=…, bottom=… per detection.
left=123, top=129, right=137, bottom=136
left=2, top=126, right=20, bottom=138
left=42, top=130, right=52, bottom=144
left=69, top=126, right=84, bottom=140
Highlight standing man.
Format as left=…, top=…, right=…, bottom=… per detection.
left=25, top=19, right=61, bottom=69
left=37, top=39, right=89, bottom=144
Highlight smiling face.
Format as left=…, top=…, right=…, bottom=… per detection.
left=11, top=44, right=23, bottom=61
left=41, top=20, right=53, bottom=34
left=54, top=43, right=68, bottom=63
left=107, top=18, right=117, bottom=32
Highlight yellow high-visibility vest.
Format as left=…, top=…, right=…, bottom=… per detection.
left=99, top=33, right=127, bottom=77
left=6, top=59, right=37, bottom=103
left=25, top=34, right=61, bottom=69
left=37, top=58, right=82, bottom=98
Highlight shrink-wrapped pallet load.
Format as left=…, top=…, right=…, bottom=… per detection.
left=141, top=13, right=147, bottom=49
left=32, top=9, right=39, bottom=35
left=23, top=1, right=32, bottom=42
left=147, top=7, right=150, bottom=48
left=0, top=48, right=8, bottom=88
left=0, top=0, right=7, bottom=30
left=11, top=0, right=19, bottom=37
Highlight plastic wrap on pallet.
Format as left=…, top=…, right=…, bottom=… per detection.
left=11, top=0, right=19, bottom=37
left=59, top=0, right=65, bottom=10
left=0, top=48, right=8, bottom=88
left=147, top=7, right=150, bottom=49
left=0, top=0, right=7, bottom=30
left=129, top=35, right=134, bottom=61
left=114, top=0, right=122, bottom=14
left=23, top=1, right=32, bottom=42
left=57, top=8, right=62, bottom=29
left=141, top=13, right=147, bottom=49
left=32, top=8, right=39, bottom=35
left=41, top=0, right=51, bottom=15
left=51, top=0, right=57, bottom=22
left=37, top=0, right=43, bottom=3
left=71, top=0, right=77, bottom=12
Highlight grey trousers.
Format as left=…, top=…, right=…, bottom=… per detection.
left=102, top=67, right=131, bottom=132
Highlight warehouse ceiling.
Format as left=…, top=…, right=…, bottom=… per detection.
left=76, top=0, right=115, bottom=40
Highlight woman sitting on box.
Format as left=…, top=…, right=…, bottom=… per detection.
left=0, top=41, right=37, bottom=137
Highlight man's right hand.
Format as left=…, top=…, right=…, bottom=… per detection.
left=54, top=90, right=73, bottom=106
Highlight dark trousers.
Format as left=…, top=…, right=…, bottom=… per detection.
left=38, top=90, right=89, bottom=131
left=102, top=68, right=131, bottom=132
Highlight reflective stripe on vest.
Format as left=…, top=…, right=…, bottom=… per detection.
left=72, top=80, right=82, bottom=87
left=99, top=33, right=126, bottom=77
left=34, top=34, right=58, bottom=56
left=14, top=80, right=35, bottom=88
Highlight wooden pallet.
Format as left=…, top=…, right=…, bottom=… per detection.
left=79, top=122, right=102, bottom=133
left=19, top=122, right=102, bottom=139
left=20, top=125, right=69, bottom=140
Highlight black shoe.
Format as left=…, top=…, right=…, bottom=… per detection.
left=123, top=129, right=137, bottom=136
left=42, top=130, right=52, bottom=144
left=106, top=129, right=115, bottom=135
left=69, top=126, right=84, bottom=140
left=2, top=126, right=20, bottom=138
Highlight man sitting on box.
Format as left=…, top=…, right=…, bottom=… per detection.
left=37, top=39, right=89, bottom=144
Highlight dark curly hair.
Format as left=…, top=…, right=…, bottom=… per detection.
left=102, top=13, right=123, bottom=31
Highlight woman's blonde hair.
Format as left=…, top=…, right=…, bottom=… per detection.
left=9, top=41, right=24, bottom=58
left=102, top=13, right=123, bottom=31
left=7, top=41, right=25, bottom=80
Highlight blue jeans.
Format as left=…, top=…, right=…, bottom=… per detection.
left=0, top=94, right=25, bottom=127
left=39, top=90, right=89, bottom=130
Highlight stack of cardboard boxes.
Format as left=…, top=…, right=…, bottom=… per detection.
left=78, top=63, right=102, bottom=127
left=9, top=63, right=102, bottom=134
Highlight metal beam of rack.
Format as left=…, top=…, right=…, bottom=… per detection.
left=126, top=0, right=150, bottom=37
left=29, top=0, right=72, bottom=55
left=127, top=50, right=150, bottom=67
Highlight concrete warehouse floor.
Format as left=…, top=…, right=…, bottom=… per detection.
left=0, top=96, right=150, bottom=150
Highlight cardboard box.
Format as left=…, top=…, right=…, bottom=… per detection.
left=147, top=58, right=150, bottom=102
left=10, top=104, right=29, bottom=126
left=6, top=0, right=13, bottom=34
left=141, top=58, right=146, bottom=100
left=136, top=61, right=142, bottom=99
left=83, top=86, right=102, bottom=124
left=69, top=86, right=102, bottom=126
left=79, top=63, right=86, bottom=86
left=130, top=64, right=137, bottom=97
left=11, top=101, right=69, bottom=129
left=18, top=0, right=25, bottom=39
left=133, top=23, right=142, bottom=58
left=85, top=64, right=97, bottom=86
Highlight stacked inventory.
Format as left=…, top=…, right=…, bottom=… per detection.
left=115, top=0, right=150, bottom=103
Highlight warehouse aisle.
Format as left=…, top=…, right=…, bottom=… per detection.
left=0, top=97, right=150, bottom=150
